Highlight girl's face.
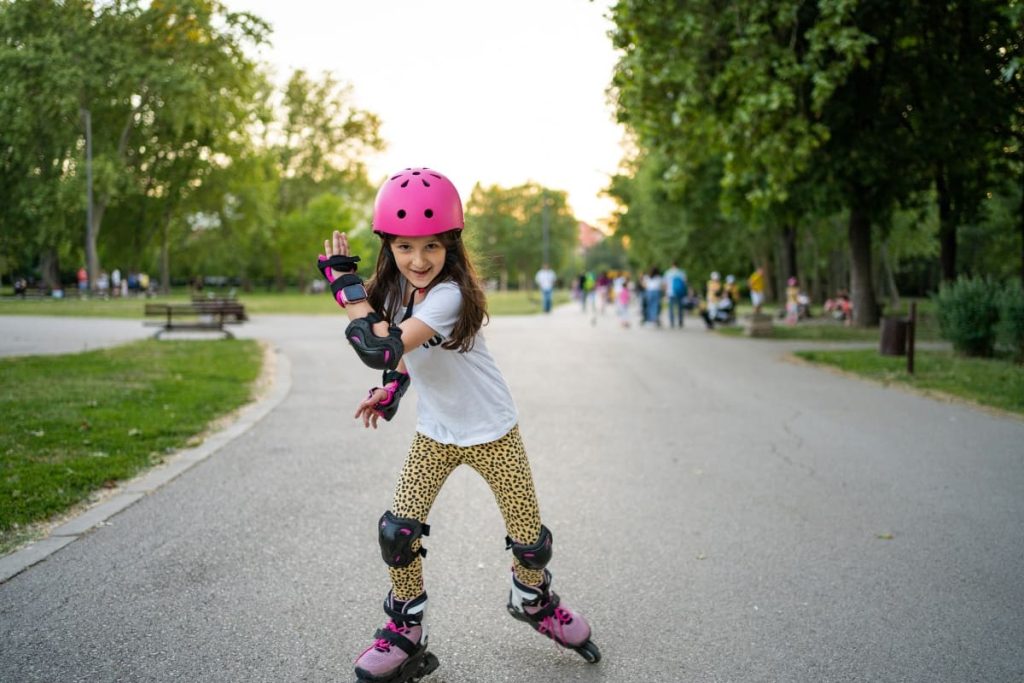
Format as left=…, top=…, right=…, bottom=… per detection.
left=390, top=235, right=447, bottom=290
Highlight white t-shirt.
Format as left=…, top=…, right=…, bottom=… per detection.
left=534, top=268, right=557, bottom=291
left=400, top=281, right=518, bottom=447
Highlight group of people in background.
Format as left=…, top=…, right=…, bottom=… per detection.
left=8, top=267, right=152, bottom=299
left=75, top=267, right=152, bottom=299
left=544, top=264, right=853, bottom=328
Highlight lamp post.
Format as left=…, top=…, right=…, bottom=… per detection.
left=541, top=192, right=551, bottom=267
left=81, top=107, right=95, bottom=290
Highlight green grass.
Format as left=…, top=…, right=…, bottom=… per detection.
left=794, top=348, right=1024, bottom=415
left=714, top=299, right=941, bottom=342
left=0, top=339, right=262, bottom=553
left=0, top=289, right=570, bottom=317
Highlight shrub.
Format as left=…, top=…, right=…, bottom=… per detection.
left=934, top=276, right=1001, bottom=357
left=997, top=281, right=1024, bottom=363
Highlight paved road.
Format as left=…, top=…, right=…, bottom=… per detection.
left=1, top=310, right=1022, bottom=682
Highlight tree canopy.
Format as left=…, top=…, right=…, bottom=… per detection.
left=609, top=0, right=1022, bottom=324
left=0, top=0, right=385, bottom=292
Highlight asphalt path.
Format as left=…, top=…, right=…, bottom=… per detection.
left=1, top=309, right=1022, bottom=682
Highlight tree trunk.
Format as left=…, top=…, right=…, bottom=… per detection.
left=848, top=204, right=880, bottom=326
left=160, top=211, right=171, bottom=295
left=86, top=204, right=105, bottom=293
left=936, top=165, right=957, bottom=282
left=39, top=248, right=61, bottom=292
left=879, top=240, right=900, bottom=309
left=1019, top=172, right=1024, bottom=286
left=782, top=223, right=798, bottom=280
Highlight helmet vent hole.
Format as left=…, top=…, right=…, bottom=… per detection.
left=421, top=179, right=431, bottom=187
left=397, top=210, right=407, bottom=219
left=412, top=171, right=421, bottom=175
left=400, top=180, right=410, bottom=188
left=424, top=209, right=434, bottom=218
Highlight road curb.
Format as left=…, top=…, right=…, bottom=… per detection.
left=0, top=344, right=292, bottom=584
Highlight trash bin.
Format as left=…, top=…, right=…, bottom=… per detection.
left=745, top=312, right=774, bottom=338
left=879, top=316, right=908, bottom=356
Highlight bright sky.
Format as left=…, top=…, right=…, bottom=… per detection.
left=226, top=0, right=626, bottom=227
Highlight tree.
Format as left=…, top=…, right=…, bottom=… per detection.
left=609, top=0, right=1015, bottom=325
left=0, top=0, right=98, bottom=288
left=994, top=0, right=1024, bottom=283
left=0, top=0, right=270, bottom=291
left=85, top=0, right=270, bottom=292
left=258, top=69, right=384, bottom=289
left=465, top=183, right=577, bottom=289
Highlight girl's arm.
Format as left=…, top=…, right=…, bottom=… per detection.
left=323, top=230, right=436, bottom=354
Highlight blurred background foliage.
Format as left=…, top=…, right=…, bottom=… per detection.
left=1, top=0, right=1021, bottom=324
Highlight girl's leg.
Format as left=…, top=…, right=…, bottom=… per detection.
left=389, top=432, right=460, bottom=600
left=465, top=426, right=598, bottom=656
left=462, top=425, right=545, bottom=587
left=354, top=433, right=457, bottom=680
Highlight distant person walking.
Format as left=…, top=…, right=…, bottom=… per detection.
left=664, top=264, right=688, bottom=328
left=77, top=267, right=88, bottom=297
left=785, top=276, right=800, bottom=325
left=613, top=274, right=632, bottom=328
left=581, top=271, right=596, bottom=315
left=534, top=264, right=557, bottom=313
left=747, top=267, right=765, bottom=314
left=705, top=272, right=723, bottom=321
left=642, top=267, right=664, bottom=327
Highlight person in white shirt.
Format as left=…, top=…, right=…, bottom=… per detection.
left=318, top=167, right=600, bottom=682
left=534, top=264, right=557, bottom=313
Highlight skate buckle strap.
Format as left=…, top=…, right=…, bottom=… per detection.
left=529, top=591, right=561, bottom=621
left=373, top=622, right=420, bottom=656
left=317, top=253, right=360, bottom=275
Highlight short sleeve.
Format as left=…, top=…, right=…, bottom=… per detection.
left=412, top=282, right=462, bottom=338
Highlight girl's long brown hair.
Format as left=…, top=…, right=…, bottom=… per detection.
left=366, top=230, right=489, bottom=353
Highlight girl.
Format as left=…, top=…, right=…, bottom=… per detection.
left=317, top=168, right=599, bottom=683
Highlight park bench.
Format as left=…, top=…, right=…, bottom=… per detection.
left=190, top=295, right=248, bottom=322
left=143, top=300, right=247, bottom=339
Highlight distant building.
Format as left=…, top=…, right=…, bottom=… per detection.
left=577, top=221, right=604, bottom=252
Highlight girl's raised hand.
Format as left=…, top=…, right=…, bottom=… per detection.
left=354, top=388, right=390, bottom=430
left=322, top=230, right=352, bottom=279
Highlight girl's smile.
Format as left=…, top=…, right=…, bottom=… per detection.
left=392, top=236, right=447, bottom=290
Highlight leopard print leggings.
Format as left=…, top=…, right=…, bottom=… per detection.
left=388, top=424, right=545, bottom=600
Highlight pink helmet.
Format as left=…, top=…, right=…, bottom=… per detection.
left=372, top=167, right=464, bottom=237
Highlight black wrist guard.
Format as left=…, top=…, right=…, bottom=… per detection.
left=373, top=369, right=410, bottom=421
left=317, top=254, right=362, bottom=307
left=346, top=312, right=404, bottom=370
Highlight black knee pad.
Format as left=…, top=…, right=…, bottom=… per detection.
left=379, top=511, right=430, bottom=568
left=506, top=525, right=553, bottom=570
